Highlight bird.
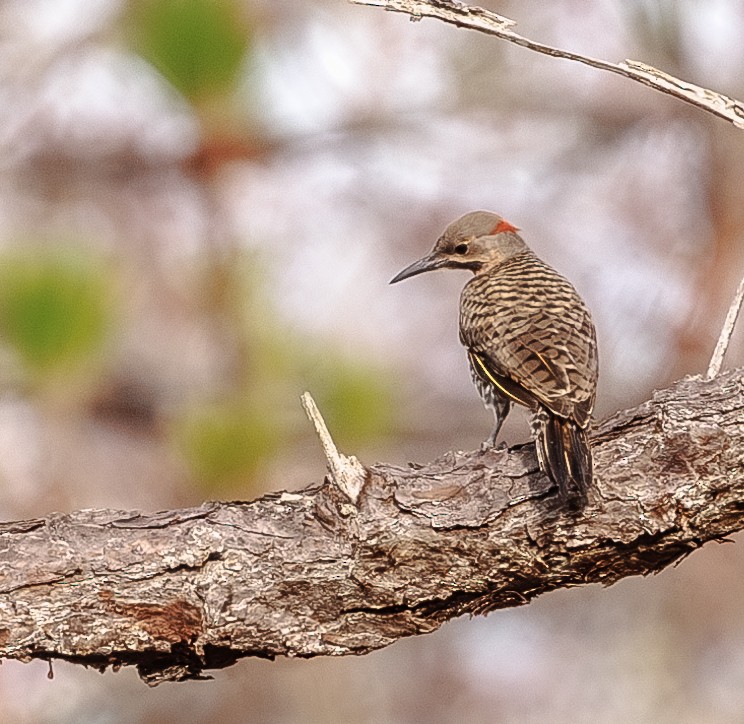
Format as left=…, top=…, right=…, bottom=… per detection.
left=390, top=210, right=598, bottom=508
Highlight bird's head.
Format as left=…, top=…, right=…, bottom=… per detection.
left=390, top=211, right=528, bottom=284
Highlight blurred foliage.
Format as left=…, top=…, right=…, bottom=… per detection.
left=172, top=253, right=396, bottom=494
left=174, top=399, right=281, bottom=493
left=126, top=0, right=250, bottom=100
left=0, top=249, right=111, bottom=378
left=309, top=356, right=395, bottom=450
left=234, top=255, right=396, bottom=451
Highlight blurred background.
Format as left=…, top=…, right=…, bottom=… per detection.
left=0, top=0, right=743, bottom=721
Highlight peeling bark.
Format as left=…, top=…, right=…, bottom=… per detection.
left=0, top=370, right=742, bottom=685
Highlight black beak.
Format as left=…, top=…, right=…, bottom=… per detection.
left=389, top=253, right=446, bottom=284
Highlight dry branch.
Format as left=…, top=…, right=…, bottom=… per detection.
left=351, top=0, right=744, bottom=129
left=708, top=275, right=744, bottom=380
left=1, top=369, right=743, bottom=685
left=300, top=391, right=367, bottom=504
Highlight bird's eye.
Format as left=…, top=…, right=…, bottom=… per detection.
left=454, top=243, right=468, bottom=255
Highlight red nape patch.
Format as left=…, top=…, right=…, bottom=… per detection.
left=490, top=219, right=519, bottom=235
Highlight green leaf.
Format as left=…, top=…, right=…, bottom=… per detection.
left=0, top=251, right=110, bottom=375
left=128, top=0, right=250, bottom=99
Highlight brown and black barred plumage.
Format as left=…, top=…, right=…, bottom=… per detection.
left=391, top=211, right=598, bottom=509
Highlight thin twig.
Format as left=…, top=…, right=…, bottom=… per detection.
left=351, top=0, right=744, bottom=129
left=707, top=275, right=744, bottom=380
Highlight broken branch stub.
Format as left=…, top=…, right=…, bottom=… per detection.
left=300, top=392, right=367, bottom=504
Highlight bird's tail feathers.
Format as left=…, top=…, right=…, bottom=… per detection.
left=535, top=412, right=592, bottom=509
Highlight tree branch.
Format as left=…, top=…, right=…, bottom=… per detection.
left=1, top=369, right=743, bottom=684
left=351, top=0, right=744, bottom=129
left=707, top=274, right=744, bottom=379
left=300, top=391, right=367, bottom=504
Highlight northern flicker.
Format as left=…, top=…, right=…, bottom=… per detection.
left=390, top=211, right=598, bottom=508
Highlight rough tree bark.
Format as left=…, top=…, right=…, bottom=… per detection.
left=0, top=367, right=742, bottom=685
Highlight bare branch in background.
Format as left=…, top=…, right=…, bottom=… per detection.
left=1, top=369, right=743, bottom=685
left=351, top=0, right=744, bottom=129
left=707, top=275, right=744, bottom=379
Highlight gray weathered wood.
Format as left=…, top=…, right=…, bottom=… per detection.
left=351, top=0, right=744, bottom=130
left=0, top=369, right=742, bottom=684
